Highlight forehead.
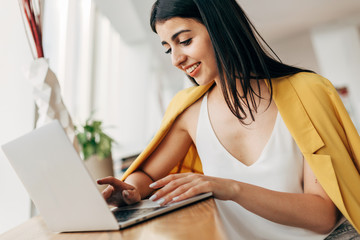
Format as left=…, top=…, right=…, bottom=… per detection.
left=156, top=17, right=204, bottom=40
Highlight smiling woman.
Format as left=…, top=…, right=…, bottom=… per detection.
left=156, top=18, right=218, bottom=85
left=94, top=0, right=360, bottom=239
left=2, top=0, right=360, bottom=237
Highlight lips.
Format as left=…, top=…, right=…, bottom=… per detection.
left=185, top=62, right=200, bottom=74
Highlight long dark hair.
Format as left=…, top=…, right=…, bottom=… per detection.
left=150, top=0, right=313, bottom=123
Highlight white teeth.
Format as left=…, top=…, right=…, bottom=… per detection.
left=186, top=63, right=200, bottom=74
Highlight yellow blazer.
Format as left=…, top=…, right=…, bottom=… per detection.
left=121, top=72, right=360, bottom=232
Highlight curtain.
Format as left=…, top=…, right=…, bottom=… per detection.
left=42, top=0, right=172, bottom=164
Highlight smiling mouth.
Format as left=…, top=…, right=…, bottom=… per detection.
left=186, top=63, right=200, bottom=74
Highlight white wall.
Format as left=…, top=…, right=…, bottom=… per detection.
left=269, top=31, right=320, bottom=73
left=311, top=23, right=360, bottom=129
left=0, top=0, right=35, bottom=234
left=269, top=25, right=360, bottom=130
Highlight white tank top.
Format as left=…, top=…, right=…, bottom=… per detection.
left=196, top=94, right=329, bottom=240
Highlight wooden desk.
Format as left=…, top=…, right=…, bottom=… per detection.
left=0, top=198, right=227, bottom=240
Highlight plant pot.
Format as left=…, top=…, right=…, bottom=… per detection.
left=84, top=154, right=114, bottom=192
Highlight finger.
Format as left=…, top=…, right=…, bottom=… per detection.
left=102, top=185, right=114, bottom=199
left=97, top=176, right=118, bottom=185
left=149, top=173, right=191, bottom=189
left=106, top=189, right=126, bottom=207
left=97, top=176, right=123, bottom=185
left=161, top=179, right=213, bottom=206
left=122, top=189, right=141, bottom=205
left=150, top=176, right=192, bottom=201
left=171, top=185, right=208, bottom=203
left=158, top=182, right=194, bottom=205
left=97, top=176, right=135, bottom=190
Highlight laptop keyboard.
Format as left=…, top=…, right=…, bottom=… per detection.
left=113, top=207, right=166, bottom=222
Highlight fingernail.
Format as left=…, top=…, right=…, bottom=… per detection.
left=172, top=196, right=179, bottom=201
left=149, top=194, right=157, bottom=201
left=149, top=182, right=157, bottom=188
left=123, top=190, right=129, bottom=197
left=156, top=198, right=165, bottom=205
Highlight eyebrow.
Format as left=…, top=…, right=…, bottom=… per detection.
left=161, top=30, right=191, bottom=46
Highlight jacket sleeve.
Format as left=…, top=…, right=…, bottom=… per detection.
left=288, top=73, right=360, bottom=233
left=318, top=76, right=360, bottom=232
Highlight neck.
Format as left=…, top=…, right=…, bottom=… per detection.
left=211, top=77, right=271, bottom=110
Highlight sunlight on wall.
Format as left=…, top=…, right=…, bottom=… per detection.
left=0, top=1, right=35, bottom=234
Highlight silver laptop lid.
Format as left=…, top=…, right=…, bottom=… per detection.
left=1, top=120, right=118, bottom=232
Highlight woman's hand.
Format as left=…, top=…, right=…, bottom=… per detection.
left=97, top=176, right=141, bottom=207
left=148, top=173, right=237, bottom=205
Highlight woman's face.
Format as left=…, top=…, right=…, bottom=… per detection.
left=156, top=17, right=218, bottom=85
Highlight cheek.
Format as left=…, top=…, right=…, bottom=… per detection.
left=202, top=40, right=216, bottom=66
left=187, top=44, right=203, bottom=59
left=204, top=49, right=217, bottom=70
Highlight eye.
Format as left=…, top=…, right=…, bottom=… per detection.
left=180, top=38, right=192, bottom=46
left=164, top=38, right=191, bottom=54
left=165, top=48, right=172, bottom=54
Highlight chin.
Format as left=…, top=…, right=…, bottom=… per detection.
left=194, top=78, right=214, bottom=86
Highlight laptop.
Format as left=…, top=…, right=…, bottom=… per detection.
left=1, top=120, right=213, bottom=232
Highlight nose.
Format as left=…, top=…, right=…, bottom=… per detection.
left=171, top=49, right=186, bottom=68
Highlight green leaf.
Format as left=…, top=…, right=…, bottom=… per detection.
left=83, top=143, right=96, bottom=160
left=75, top=117, right=116, bottom=161
left=76, top=132, right=87, bottom=145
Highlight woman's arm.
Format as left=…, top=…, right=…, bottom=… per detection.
left=149, top=159, right=338, bottom=234
left=98, top=113, right=193, bottom=206
left=230, top=158, right=339, bottom=234
left=127, top=112, right=193, bottom=195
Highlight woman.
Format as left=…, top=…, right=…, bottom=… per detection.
left=98, top=0, right=360, bottom=239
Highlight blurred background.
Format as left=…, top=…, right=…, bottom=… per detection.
left=1, top=0, right=360, bottom=234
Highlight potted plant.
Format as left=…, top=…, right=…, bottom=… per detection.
left=75, top=118, right=115, bottom=191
